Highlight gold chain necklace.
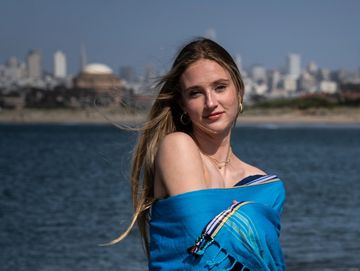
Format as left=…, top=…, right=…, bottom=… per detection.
left=203, top=147, right=232, bottom=170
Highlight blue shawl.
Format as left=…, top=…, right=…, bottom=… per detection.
left=149, top=175, right=286, bottom=270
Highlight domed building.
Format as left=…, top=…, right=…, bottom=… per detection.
left=72, top=63, right=123, bottom=106
left=73, top=63, right=122, bottom=91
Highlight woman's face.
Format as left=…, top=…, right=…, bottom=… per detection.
left=179, top=59, right=239, bottom=134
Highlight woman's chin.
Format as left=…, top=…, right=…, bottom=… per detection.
left=195, top=120, right=233, bottom=135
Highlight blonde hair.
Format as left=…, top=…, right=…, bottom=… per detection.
left=108, top=37, right=245, bottom=256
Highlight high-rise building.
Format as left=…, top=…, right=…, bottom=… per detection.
left=318, top=68, right=331, bottom=81
left=298, top=71, right=317, bottom=93
left=269, top=70, right=281, bottom=91
left=307, top=61, right=318, bottom=76
left=80, top=44, right=87, bottom=71
left=5, top=57, right=21, bottom=80
left=286, top=54, right=301, bottom=80
left=27, top=49, right=42, bottom=79
left=251, top=65, right=267, bottom=83
left=282, top=75, right=297, bottom=92
left=54, top=50, right=67, bottom=78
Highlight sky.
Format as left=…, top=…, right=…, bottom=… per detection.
left=1, top=0, right=359, bottom=75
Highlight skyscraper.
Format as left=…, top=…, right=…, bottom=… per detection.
left=251, top=65, right=267, bottom=83
left=27, top=49, right=42, bottom=79
left=54, top=50, right=67, bottom=78
left=307, top=61, right=318, bottom=75
left=286, top=54, right=301, bottom=80
left=5, top=57, right=23, bottom=80
left=80, top=44, right=88, bottom=71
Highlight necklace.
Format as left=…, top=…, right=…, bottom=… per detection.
left=203, top=147, right=232, bottom=170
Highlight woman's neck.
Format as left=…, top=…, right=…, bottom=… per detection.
left=191, top=128, right=232, bottom=161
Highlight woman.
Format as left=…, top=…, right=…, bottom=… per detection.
left=112, top=38, right=286, bottom=270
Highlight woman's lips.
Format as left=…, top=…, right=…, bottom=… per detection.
left=205, top=112, right=224, bottom=121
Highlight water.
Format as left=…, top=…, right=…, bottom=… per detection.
left=0, top=123, right=359, bottom=271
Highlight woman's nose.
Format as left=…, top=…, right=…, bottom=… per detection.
left=205, top=91, right=218, bottom=109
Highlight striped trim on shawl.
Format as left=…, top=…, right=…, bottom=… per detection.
left=188, top=175, right=279, bottom=256
left=238, top=174, right=280, bottom=186
left=188, top=200, right=250, bottom=255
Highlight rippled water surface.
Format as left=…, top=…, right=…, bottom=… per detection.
left=1, top=124, right=359, bottom=271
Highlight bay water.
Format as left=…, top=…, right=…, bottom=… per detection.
left=1, top=123, right=359, bottom=271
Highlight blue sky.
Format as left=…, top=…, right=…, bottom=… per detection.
left=1, top=0, right=359, bottom=75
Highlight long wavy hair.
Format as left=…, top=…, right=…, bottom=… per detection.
left=109, top=37, right=245, bottom=256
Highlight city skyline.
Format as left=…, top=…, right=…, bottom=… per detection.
left=1, top=46, right=349, bottom=81
left=1, top=1, right=359, bottom=74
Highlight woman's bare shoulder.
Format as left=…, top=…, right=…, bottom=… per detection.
left=155, top=132, right=206, bottom=196
left=159, top=132, right=197, bottom=149
left=156, top=132, right=200, bottom=162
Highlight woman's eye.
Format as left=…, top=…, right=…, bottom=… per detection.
left=215, top=85, right=226, bottom=91
left=189, top=91, right=201, bottom=97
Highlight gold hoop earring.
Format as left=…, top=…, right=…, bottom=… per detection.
left=239, top=103, right=244, bottom=114
left=180, top=112, right=191, bottom=125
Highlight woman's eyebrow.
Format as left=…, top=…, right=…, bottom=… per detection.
left=184, top=79, right=230, bottom=92
left=211, top=79, right=230, bottom=86
left=184, top=85, right=202, bottom=92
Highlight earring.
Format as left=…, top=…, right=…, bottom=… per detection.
left=180, top=112, right=191, bottom=125
left=239, top=103, right=244, bottom=114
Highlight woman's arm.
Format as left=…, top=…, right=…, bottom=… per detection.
left=155, top=132, right=206, bottom=197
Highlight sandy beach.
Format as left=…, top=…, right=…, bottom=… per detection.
left=0, top=107, right=359, bottom=125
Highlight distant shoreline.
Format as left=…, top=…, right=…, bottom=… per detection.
left=0, top=107, right=359, bottom=126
